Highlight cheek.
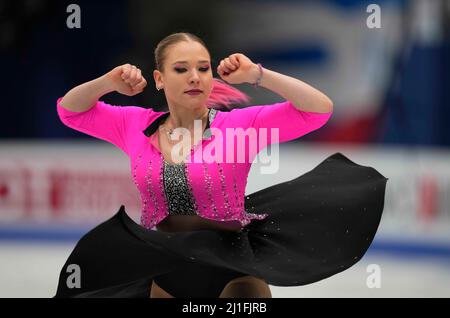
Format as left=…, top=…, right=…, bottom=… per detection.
left=166, top=82, right=183, bottom=94
left=204, top=78, right=213, bottom=91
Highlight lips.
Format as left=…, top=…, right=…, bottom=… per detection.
left=185, top=89, right=203, bottom=93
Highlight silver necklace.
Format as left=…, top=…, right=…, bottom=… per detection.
left=160, top=109, right=210, bottom=142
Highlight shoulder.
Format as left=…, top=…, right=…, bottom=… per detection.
left=118, top=103, right=163, bottom=130
left=215, top=104, right=268, bottom=128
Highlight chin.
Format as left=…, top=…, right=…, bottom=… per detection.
left=185, top=96, right=206, bottom=103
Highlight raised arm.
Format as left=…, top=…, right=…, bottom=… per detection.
left=247, top=65, right=333, bottom=113
left=60, top=64, right=148, bottom=112
left=216, top=53, right=333, bottom=114
left=57, top=64, right=149, bottom=155
left=217, top=53, right=333, bottom=151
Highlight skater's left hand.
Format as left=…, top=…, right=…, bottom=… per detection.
left=216, top=53, right=261, bottom=85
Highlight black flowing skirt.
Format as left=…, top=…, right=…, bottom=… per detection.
left=54, top=152, right=388, bottom=298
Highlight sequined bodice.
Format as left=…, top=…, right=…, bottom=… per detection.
left=161, top=108, right=217, bottom=216
left=163, top=160, right=198, bottom=216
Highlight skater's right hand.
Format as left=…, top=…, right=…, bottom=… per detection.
left=104, top=64, right=148, bottom=96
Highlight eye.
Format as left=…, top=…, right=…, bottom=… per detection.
left=174, top=68, right=186, bottom=73
left=174, top=67, right=210, bottom=73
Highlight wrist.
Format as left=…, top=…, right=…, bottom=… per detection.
left=249, top=63, right=263, bottom=87
left=98, top=74, right=116, bottom=95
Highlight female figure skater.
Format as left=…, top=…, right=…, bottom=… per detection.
left=54, top=32, right=388, bottom=298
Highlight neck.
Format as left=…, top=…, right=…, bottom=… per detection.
left=165, top=104, right=209, bottom=130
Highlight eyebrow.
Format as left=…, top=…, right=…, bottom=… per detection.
left=172, top=60, right=210, bottom=65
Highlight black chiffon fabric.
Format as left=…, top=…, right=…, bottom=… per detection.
left=54, top=152, right=388, bottom=298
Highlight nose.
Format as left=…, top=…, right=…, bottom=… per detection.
left=189, top=69, right=201, bottom=84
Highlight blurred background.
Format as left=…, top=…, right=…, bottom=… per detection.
left=1, top=0, right=450, bottom=297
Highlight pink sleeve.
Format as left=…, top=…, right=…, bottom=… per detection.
left=56, top=97, right=148, bottom=155
left=228, top=100, right=333, bottom=150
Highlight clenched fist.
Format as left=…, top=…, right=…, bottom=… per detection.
left=216, top=53, right=261, bottom=85
left=105, top=64, right=148, bottom=96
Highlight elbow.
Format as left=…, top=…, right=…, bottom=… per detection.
left=56, top=97, right=76, bottom=128
left=314, top=98, right=333, bottom=114
left=313, top=93, right=333, bottom=113
left=324, top=96, right=333, bottom=113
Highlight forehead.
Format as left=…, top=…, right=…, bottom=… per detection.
left=167, top=41, right=210, bottom=64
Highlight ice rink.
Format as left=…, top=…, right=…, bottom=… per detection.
left=2, top=0, right=450, bottom=300
left=1, top=144, right=449, bottom=298
left=1, top=240, right=449, bottom=298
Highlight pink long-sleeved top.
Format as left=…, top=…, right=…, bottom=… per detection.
left=56, top=97, right=332, bottom=229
